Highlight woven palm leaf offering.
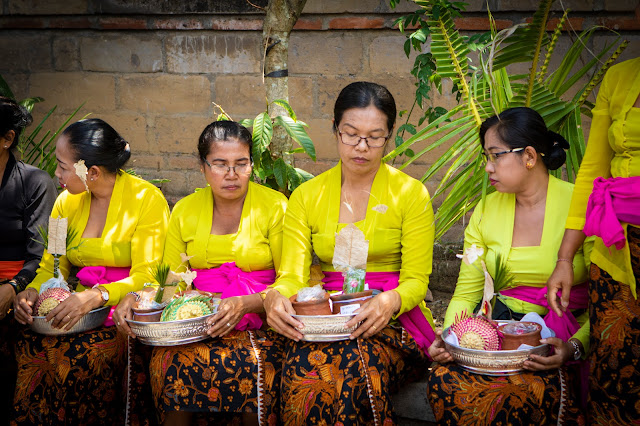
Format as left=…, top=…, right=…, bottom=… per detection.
left=30, top=218, right=110, bottom=335
left=443, top=246, right=551, bottom=375
left=126, top=256, right=222, bottom=346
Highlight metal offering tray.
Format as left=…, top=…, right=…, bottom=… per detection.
left=443, top=321, right=550, bottom=376
left=30, top=306, right=110, bottom=336
left=292, top=313, right=358, bottom=342
left=126, top=312, right=216, bottom=346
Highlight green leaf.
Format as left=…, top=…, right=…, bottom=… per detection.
left=19, top=97, right=44, bottom=113
left=273, top=158, right=287, bottom=190
left=274, top=115, right=316, bottom=161
left=251, top=112, right=273, bottom=165
left=0, top=74, right=15, bottom=99
left=271, top=99, right=296, bottom=122
left=239, top=118, right=253, bottom=128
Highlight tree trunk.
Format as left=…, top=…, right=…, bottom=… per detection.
left=262, top=0, right=307, bottom=166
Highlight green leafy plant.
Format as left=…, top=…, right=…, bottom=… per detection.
left=150, top=263, right=171, bottom=304
left=0, top=74, right=86, bottom=177
left=125, top=168, right=171, bottom=187
left=214, top=99, right=315, bottom=195
left=387, top=0, right=627, bottom=240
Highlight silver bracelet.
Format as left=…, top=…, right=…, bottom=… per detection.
left=127, top=291, right=141, bottom=301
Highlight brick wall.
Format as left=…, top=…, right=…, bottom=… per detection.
left=3, top=0, right=640, bottom=245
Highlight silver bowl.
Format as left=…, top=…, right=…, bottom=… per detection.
left=292, top=313, right=358, bottom=342
left=30, top=306, right=110, bottom=336
left=126, top=313, right=215, bottom=346
left=443, top=323, right=550, bottom=376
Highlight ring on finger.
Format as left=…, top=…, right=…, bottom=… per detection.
left=371, top=325, right=377, bottom=331
left=227, top=322, right=232, bottom=327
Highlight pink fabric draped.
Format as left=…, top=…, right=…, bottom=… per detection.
left=322, top=271, right=436, bottom=356
left=193, top=262, right=276, bottom=331
left=76, top=266, right=130, bottom=327
left=499, top=281, right=589, bottom=342
left=584, top=176, right=640, bottom=249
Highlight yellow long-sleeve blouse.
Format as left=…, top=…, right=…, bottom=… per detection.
left=274, top=162, right=436, bottom=325
left=445, top=176, right=593, bottom=351
left=28, top=172, right=169, bottom=305
left=163, top=181, right=287, bottom=273
left=566, top=57, right=640, bottom=295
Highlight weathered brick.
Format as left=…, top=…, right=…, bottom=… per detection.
left=498, top=0, right=594, bottom=11
left=304, top=118, right=339, bottom=160
left=151, top=18, right=206, bottom=30
left=290, top=33, right=363, bottom=75
left=81, top=35, right=163, bottom=73
left=8, top=0, right=87, bottom=14
left=210, top=18, right=263, bottom=31
left=166, top=33, right=262, bottom=74
left=129, top=153, right=164, bottom=171
left=593, top=33, right=640, bottom=65
left=328, top=17, right=386, bottom=30
left=119, top=75, right=211, bottom=114
left=293, top=18, right=323, bottom=30
left=454, top=17, right=513, bottom=30
left=94, top=0, right=267, bottom=14
left=2, top=74, right=29, bottom=100
left=303, top=0, right=391, bottom=14
left=546, top=17, right=584, bottom=31
left=98, top=17, right=147, bottom=30
left=53, top=37, right=81, bottom=71
left=167, top=154, right=200, bottom=171
left=49, top=17, right=92, bottom=29
left=604, top=0, right=638, bottom=11
left=152, top=116, right=213, bottom=154
left=214, top=75, right=265, bottom=117
left=93, top=113, right=148, bottom=153
left=316, top=76, right=354, bottom=118
left=0, top=35, right=51, bottom=72
left=598, top=16, right=640, bottom=30
left=369, top=35, right=416, bottom=75
left=143, top=169, right=191, bottom=197
left=29, top=72, right=116, bottom=114
left=289, top=77, right=314, bottom=119
left=0, top=17, right=45, bottom=29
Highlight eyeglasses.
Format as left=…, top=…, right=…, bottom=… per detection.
left=204, top=159, right=253, bottom=175
left=338, top=131, right=389, bottom=148
left=481, top=147, right=524, bottom=164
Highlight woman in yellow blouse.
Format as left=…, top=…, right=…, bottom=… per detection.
left=12, top=118, right=169, bottom=425
left=263, top=82, right=436, bottom=425
left=547, top=56, right=640, bottom=423
left=427, top=107, right=592, bottom=424
left=114, top=121, right=287, bottom=425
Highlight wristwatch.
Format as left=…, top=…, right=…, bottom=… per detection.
left=569, top=339, right=582, bottom=361
left=93, top=285, right=110, bottom=304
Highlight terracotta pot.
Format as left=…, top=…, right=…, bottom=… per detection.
left=290, top=292, right=332, bottom=316
left=330, top=290, right=374, bottom=315
left=498, top=321, right=543, bottom=350
left=132, top=307, right=164, bottom=323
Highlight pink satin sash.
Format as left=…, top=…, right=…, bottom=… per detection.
left=322, top=271, right=436, bottom=356
left=193, top=262, right=276, bottom=331
left=76, top=266, right=130, bottom=327
left=585, top=176, right=640, bottom=249
left=498, top=282, right=588, bottom=342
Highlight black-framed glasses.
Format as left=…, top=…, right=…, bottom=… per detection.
left=204, top=159, right=253, bottom=175
left=481, top=147, right=525, bottom=164
left=338, top=130, right=390, bottom=148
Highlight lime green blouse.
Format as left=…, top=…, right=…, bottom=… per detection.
left=566, top=57, right=640, bottom=295
left=273, top=162, right=436, bottom=325
left=163, top=181, right=288, bottom=273
left=445, top=176, right=593, bottom=351
left=28, top=172, right=170, bottom=305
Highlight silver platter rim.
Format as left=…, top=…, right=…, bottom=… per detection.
left=301, top=333, right=352, bottom=342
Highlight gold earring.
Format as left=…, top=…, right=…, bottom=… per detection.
left=526, top=163, right=533, bottom=169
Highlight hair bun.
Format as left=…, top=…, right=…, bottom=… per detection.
left=543, top=130, right=569, bottom=170
left=548, top=131, right=569, bottom=150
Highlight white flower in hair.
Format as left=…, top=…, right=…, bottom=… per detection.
left=73, top=160, right=89, bottom=192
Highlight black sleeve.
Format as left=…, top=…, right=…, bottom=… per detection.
left=13, top=170, right=57, bottom=290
